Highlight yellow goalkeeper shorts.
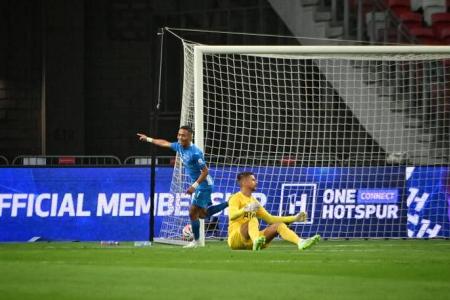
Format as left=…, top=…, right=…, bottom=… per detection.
left=227, top=229, right=267, bottom=250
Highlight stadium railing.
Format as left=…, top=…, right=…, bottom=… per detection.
left=0, top=155, right=8, bottom=165
left=11, top=155, right=122, bottom=166
left=123, top=156, right=175, bottom=166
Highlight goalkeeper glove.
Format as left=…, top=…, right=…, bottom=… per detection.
left=295, top=211, right=307, bottom=222
left=243, top=201, right=260, bottom=213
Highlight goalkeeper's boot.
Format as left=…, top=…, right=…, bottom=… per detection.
left=183, top=240, right=199, bottom=249
left=252, top=236, right=266, bottom=251
left=298, top=234, right=320, bottom=251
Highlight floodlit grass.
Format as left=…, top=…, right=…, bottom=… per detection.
left=0, top=240, right=449, bottom=300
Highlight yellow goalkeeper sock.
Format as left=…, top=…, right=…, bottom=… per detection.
left=247, top=218, right=260, bottom=242
left=277, top=223, right=300, bottom=245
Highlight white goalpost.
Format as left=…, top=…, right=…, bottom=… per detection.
left=156, top=43, right=450, bottom=246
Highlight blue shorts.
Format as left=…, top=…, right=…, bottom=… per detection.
left=192, top=189, right=212, bottom=209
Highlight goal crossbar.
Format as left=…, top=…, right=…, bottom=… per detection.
left=194, top=45, right=450, bottom=55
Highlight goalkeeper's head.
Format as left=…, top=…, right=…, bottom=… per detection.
left=177, top=125, right=193, bottom=147
left=237, top=171, right=257, bottom=192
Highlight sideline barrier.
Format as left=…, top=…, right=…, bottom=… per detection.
left=0, top=156, right=8, bottom=165
left=12, top=155, right=121, bottom=166
left=0, top=166, right=448, bottom=241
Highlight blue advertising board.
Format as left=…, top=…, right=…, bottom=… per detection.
left=209, top=166, right=408, bottom=239
left=0, top=168, right=153, bottom=241
left=405, top=166, right=450, bottom=238
left=0, top=166, right=448, bottom=241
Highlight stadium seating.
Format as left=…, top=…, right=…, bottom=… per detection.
left=384, top=0, right=450, bottom=44
left=357, top=1, right=450, bottom=163
left=422, top=0, right=447, bottom=25
left=432, top=12, right=450, bottom=41
left=397, top=11, right=423, bottom=30
left=387, top=0, right=412, bottom=16
left=408, top=26, right=442, bottom=43
left=439, top=26, right=450, bottom=42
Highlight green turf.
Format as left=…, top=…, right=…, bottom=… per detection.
left=0, top=240, right=449, bottom=300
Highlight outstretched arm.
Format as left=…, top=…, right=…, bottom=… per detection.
left=136, top=133, right=171, bottom=148
left=257, top=206, right=306, bottom=224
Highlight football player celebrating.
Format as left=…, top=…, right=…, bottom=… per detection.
left=137, top=126, right=228, bottom=248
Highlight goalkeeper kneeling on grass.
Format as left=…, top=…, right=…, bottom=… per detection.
left=228, top=171, right=320, bottom=251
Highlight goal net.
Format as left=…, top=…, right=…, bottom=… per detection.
left=157, top=43, right=450, bottom=244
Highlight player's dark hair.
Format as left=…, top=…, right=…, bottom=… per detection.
left=179, top=125, right=194, bottom=134
left=237, top=171, right=254, bottom=182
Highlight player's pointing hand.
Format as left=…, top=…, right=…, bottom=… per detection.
left=136, top=133, right=149, bottom=141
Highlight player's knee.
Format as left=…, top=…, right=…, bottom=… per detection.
left=188, top=207, right=199, bottom=220
left=198, top=209, right=207, bottom=219
left=189, top=212, right=199, bottom=220
left=275, top=222, right=287, bottom=232
left=249, top=217, right=258, bottom=224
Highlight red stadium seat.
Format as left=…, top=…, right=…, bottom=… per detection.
left=431, top=13, right=450, bottom=42
left=408, top=26, right=443, bottom=44
left=398, top=11, right=423, bottom=29
left=437, top=26, right=450, bottom=43
left=386, top=0, right=410, bottom=6
left=431, top=12, right=450, bottom=25
left=387, top=0, right=411, bottom=16
left=434, top=24, right=450, bottom=39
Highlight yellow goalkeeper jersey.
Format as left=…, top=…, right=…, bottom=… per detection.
left=227, top=191, right=297, bottom=234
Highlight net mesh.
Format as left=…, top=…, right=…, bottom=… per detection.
left=157, top=43, right=450, bottom=242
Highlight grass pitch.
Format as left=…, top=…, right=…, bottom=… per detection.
left=0, top=240, right=449, bottom=300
